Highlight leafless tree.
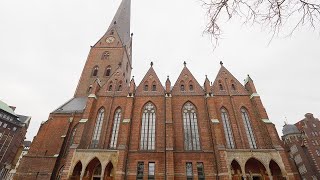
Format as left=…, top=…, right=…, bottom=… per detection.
left=202, top=0, right=320, bottom=45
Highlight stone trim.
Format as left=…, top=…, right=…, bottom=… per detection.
left=250, top=93, right=260, bottom=99
left=79, top=119, right=88, bottom=123
left=61, top=135, right=66, bottom=138
left=123, top=119, right=130, bottom=123
left=211, top=119, right=220, bottom=123
left=88, top=94, right=97, bottom=99
left=262, top=119, right=272, bottom=123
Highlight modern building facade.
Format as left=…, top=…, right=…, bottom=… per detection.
left=0, top=100, right=31, bottom=179
left=15, top=0, right=299, bottom=179
left=282, top=113, right=320, bottom=179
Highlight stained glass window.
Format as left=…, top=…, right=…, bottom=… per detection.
left=221, top=108, right=235, bottom=149
left=241, top=108, right=257, bottom=149
left=110, top=109, right=121, bottom=148
left=140, top=103, right=156, bottom=150
left=91, top=108, right=105, bottom=148
left=197, top=162, right=205, bottom=180
left=183, top=102, right=201, bottom=150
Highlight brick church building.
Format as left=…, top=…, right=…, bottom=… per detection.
left=15, top=0, right=299, bottom=179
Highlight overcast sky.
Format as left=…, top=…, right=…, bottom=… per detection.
left=1, top=0, right=319, bottom=141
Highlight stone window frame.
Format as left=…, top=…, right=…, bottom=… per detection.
left=183, top=102, right=201, bottom=151
left=140, top=102, right=156, bottom=150
left=221, top=107, right=235, bottom=149
left=110, top=108, right=122, bottom=149
left=241, top=107, right=257, bottom=149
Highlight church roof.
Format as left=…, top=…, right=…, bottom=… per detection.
left=107, top=0, right=131, bottom=44
left=52, top=97, right=87, bottom=114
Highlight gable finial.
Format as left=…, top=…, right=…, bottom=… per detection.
left=220, top=61, right=223, bottom=66
left=150, top=61, right=153, bottom=67
left=183, top=61, right=187, bottom=67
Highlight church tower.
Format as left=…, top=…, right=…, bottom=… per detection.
left=75, top=0, right=132, bottom=97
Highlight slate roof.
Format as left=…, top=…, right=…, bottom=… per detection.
left=282, top=124, right=300, bottom=136
left=17, top=115, right=31, bottom=127
left=0, top=100, right=16, bottom=116
left=52, top=97, right=87, bottom=114
left=107, top=0, right=131, bottom=44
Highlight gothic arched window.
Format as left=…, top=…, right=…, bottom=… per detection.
left=110, top=108, right=121, bottom=149
left=140, top=102, right=156, bottom=150
left=218, top=80, right=224, bottom=90
left=144, top=82, right=149, bottom=91
left=183, top=102, right=201, bottom=150
left=189, top=81, right=194, bottom=91
left=108, top=82, right=113, bottom=91
left=221, top=108, right=235, bottom=149
left=117, top=81, right=122, bottom=91
left=91, top=108, right=105, bottom=148
left=231, top=80, right=236, bottom=90
left=105, top=66, right=111, bottom=77
left=241, top=108, right=257, bottom=149
left=92, top=66, right=99, bottom=77
left=101, top=51, right=110, bottom=60
left=152, top=81, right=156, bottom=91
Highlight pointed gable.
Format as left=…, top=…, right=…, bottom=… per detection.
left=99, top=66, right=129, bottom=96
left=212, top=64, right=249, bottom=96
left=135, top=65, right=165, bottom=96
left=172, top=64, right=204, bottom=96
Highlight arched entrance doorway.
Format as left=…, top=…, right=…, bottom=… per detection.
left=269, top=160, right=285, bottom=180
left=71, top=161, right=82, bottom=180
left=231, top=160, right=243, bottom=180
left=104, top=162, right=114, bottom=180
left=245, top=158, right=268, bottom=180
left=83, top=157, right=102, bottom=180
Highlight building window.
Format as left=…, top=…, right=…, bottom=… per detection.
left=197, top=163, right=205, bottom=180
left=3, top=123, right=7, bottom=128
left=12, top=127, right=17, bottom=131
left=69, top=128, right=77, bottom=147
left=231, top=84, right=236, bottom=90
left=101, top=51, right=110, bottom=60
left=108, top=84, right=113, bottom=91
left=316, top=149, right=320, bottom=156
left=218, top=80, right=223, bottom=90
left=152, top=81, right=156, bottom=91
left=189, top=84, right=194, bottom=91
left=0, top=122, right=2, bottom=126
left=186, top=162, right=193, bottom=180
left=92, top=66, right=99, bottom=77
left=148, top=162, right=155, bottom=179
left=117, top=82, right=123, bottom=91
left=110, top=109, right=121, bottom=149
left=181, top=84, right=185, bottom=91
left=144, top=83, right=149, bottom=91
left=221, top=108, right=235, bottom=149
left=91, top=108, right=105, bottom=148
left=140, top=103, right=156, bottom=150
left=290, top=145, right=298, bottom=154
left=241, top=108, right=257, bottom=149
left=183, top=102, right=201, bottom=151
left=105, top=66, right=111, bottom=76
left=298, top=164, right=307, bottom=175
left=137, top=162, right=144, bottom=180
left=294, top=154, right=302, bottom=164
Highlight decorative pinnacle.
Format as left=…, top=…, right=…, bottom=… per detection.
left=183, top=61, right=187, bottom=67
left=220, top=61, right=223, bottom=66
left=131, top=33, right=134, bottom=37
left=150, top=61, right=153, bottom=67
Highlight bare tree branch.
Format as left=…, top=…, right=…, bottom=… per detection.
left=201, top=0, right=320, bottom=47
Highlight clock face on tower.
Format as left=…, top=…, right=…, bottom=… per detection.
left=106, top=36, right=115, bottom=43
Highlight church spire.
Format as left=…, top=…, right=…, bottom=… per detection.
left=107, top=0, right=131, bottom=45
